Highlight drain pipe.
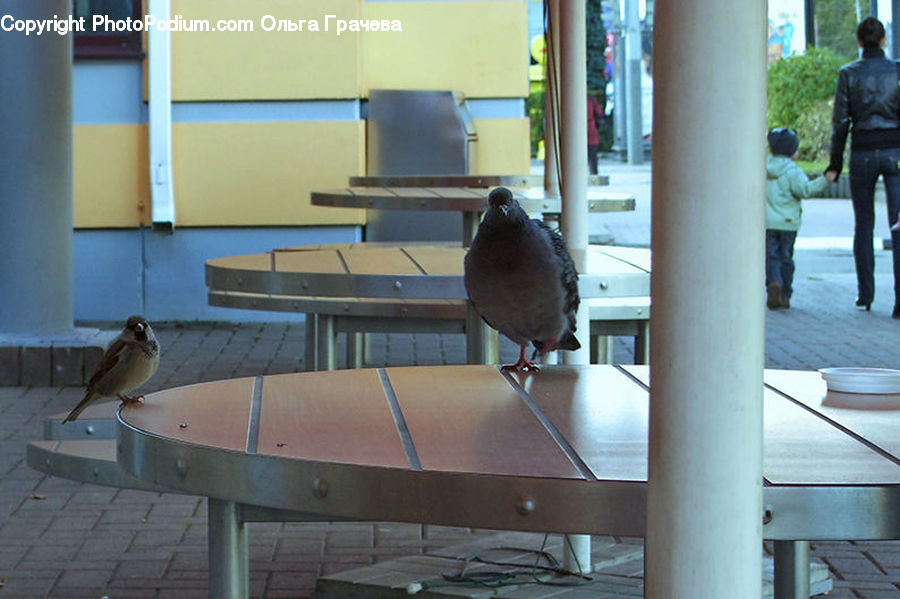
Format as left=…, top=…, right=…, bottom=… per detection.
left=148, top=0, right=175, bottom=232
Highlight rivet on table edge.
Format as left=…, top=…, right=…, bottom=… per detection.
left=516, top=495, right=536, bottom=516
left=599, top=281, right=609, bottom=290
left=393, top=280, right=402, bottom=290
left=85, top=425, right=94, bottom=435
left=312, top=478, right=329, bottom=499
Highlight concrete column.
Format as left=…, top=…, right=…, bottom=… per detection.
left=558, top=0, right=591, bottom=574
left=623, top=0, right=643, bottom=165
left=646, top=0, right=766, bottom=598
left=0, top=0, right=73, bottom=335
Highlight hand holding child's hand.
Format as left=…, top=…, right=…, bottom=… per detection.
left=824, top=170, right=838, bottom=183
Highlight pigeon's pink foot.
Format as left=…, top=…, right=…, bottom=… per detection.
left=502, top=346, right=540, bottom=372
left=117, top=394, right=145, bottom=406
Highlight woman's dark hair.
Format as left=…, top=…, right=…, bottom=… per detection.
left=857, top=17, right=886, bottom=49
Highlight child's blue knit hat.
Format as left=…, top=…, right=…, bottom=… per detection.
left=768, top=127, right=799, bottom=156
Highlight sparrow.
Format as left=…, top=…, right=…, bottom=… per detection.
left=464, top=187, right=580, bottom=372
left=63, top=315, right=160, bottom=423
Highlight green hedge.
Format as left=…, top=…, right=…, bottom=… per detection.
left=767, top=47, right=845, bottom=163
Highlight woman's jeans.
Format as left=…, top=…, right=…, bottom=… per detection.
left=848, top=148, right=900, bottom=305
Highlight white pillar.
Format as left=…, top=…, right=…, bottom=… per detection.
left=645, top=1, right=766, bottom=598
left=558, top=0, right=591, bottom=574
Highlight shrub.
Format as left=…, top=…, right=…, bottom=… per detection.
left=768, top=47, right=845, bottom=163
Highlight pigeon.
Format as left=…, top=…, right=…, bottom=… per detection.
left=63, top=315, right=160, bottom=423
left=464, top=187, right=581, bottom=371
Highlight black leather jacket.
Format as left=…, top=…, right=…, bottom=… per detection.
left=828, top=48, right=900, bottom=176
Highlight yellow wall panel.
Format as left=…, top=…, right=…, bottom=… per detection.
left=74, top=125, right=149, bottom=229
left=172, top=121, right=365, bottom=226
left=169, top=0, right=361, bottom=100
left=469, top=118, right=530, bottom=175
left=362, top=1, right=528, bottom=98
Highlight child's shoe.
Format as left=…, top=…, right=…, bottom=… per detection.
left=766, top=281, right=783, bottom=310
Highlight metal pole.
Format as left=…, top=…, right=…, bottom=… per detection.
left=208, top=499, right=249, bottom=599
left=558, top=0, right=591, bottom=574
left=544, top=0, right=561, bottom=200
left=0, top=0, right=73, bottom=335
left=612, top=32, right=627, bottom=156
left=892, top=0, right=900, bottom=59
left=805, top=0, right=816, bottom=47
left=646, top=0, right=765, bottom=598
left=774, top=540, right=811, bottom=599
left=623, top=0, right=643, bottom=165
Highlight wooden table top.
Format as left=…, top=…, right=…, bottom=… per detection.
left=205, top=244, right=651, bottom=300
left=117, top=365, right=900, bottom=539
left=310, top=187, right=635, bottom=214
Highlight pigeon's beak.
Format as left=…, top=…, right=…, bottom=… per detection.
left=134, top=323, right=145, bottom=333
left=499, top=204, right=509, bottom=217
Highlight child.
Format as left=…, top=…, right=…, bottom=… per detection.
left=765, top=127, right=831, bottom=309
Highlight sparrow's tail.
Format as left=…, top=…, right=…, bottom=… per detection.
left=62, top=391, right=97, bottom=424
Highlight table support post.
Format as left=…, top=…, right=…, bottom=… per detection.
left=463, top=212, right=480, bottom=247
left=304, top=314, right=317, bottom=372
left=773, top=540, right=810, bottom=599
left=347, top=332, right=364, bottom=369
left=317, top=315, right=337, bottom=371
left=465, top=301, right=498, bottom=365
left=634, top=323, right=649, bottom=365
left=591, top=335, right=614, bottom=364
left=563, top=533, right=592, bottom=575
left=208, top=498, right=248, bottom=599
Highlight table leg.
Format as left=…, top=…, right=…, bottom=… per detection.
left=563, top=533, right=592, bottom=575
left=317, top=314, right=337, bottom=371
left=591, top=335, right=613, bottom=364
left=773, top=540, right=810, bottom=599
left=465, top=301, right=498, bottom=364
left=635, top=322, right=649, bottom=365
left=304, top=314, right=317, bottom=372
left=208, top=498, right=249, bottom=599
left=347, top=332, right=363, bottom=369
left=463, top=212, right=480, bottom=247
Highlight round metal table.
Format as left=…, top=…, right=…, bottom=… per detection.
left=205, top=243, right=652, bottom=369
left=311, top=182, right=635, bottom=245
left=116, top=364, right=900, bottom=598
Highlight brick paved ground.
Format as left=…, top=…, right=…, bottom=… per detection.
left=3, top=160, right=900, bottom=597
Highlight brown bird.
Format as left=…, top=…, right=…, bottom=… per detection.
left=63, top=315, right=160, bottom=423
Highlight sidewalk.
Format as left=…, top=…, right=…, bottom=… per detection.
left=2, top=159, right=900, bottom=598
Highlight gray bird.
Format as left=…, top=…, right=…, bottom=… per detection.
left=464, top=187, right=580, bottom=371
left=63, top=315, right=160, bottom=423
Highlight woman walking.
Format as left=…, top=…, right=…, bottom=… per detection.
left=826, top=17, right=900, bottom=317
